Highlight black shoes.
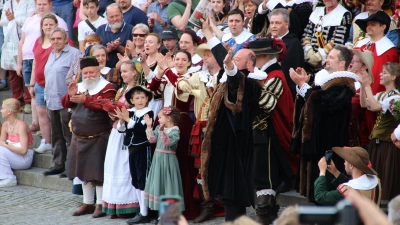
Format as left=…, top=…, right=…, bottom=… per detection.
left=58, top=172, right=67, bottom=178
left=127, top=213, right=150, bottom=224
left=43, top=167, right=65, bottom=176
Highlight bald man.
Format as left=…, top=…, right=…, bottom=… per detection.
left=200, top=36, right=262, bottom=221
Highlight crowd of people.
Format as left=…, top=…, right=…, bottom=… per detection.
left=0, top=0, right=399, bottom=224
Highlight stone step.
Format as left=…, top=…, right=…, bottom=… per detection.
left=14, top=167, right=72, bottom=193
left=32, top=152, right=53, bottom=169
left=276, top=190, right=313, bottom=206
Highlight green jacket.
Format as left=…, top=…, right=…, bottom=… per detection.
left=314, top=173, right=350, bottom=205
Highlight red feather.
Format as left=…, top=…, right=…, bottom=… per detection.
left=272, top=38, right=287, bottom=62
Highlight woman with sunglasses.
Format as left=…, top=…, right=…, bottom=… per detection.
left=149, top=50, right=200, bottom=219
left=128, top=24, right=149, bottom=58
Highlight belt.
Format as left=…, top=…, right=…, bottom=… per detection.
left=73, top=129, right=110, bottom=139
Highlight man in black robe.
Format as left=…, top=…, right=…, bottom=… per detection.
left=289, top=46, right=358, bottom=202
left=200, top=18, right=261, bottom=222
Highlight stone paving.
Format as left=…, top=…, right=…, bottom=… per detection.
left=0, top=185, right=268, bottom=225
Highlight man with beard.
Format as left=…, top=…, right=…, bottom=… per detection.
left=175, top=43, right=224, bottom=223
left=302, top=0, right=352, bottom=72
left=62, top=57, right=116, bottom=218
left=290, top=46, right=358, bottom=202
left=114, top=0, right=147, bottom=26
left=96, top=4, right=133, bottom=68
left=200, top=19, right=261, bottom=219
left=42, top=28, right=81, bottom=176
left=248, top=38, right=296, bottom=224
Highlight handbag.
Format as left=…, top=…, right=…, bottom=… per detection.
left=1, top=0, right=20, bottom=71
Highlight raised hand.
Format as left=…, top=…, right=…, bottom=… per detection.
left=223, top=48, right=234, bottom=71
left=144, top=114, right=153, bottom=128
left=156, top=53, right=168, bottom=72
left=358, top=70, right=372, bottom=86
left=68, top=82, right=78, bottom=97
left=289, top=67, right=310, bottom=87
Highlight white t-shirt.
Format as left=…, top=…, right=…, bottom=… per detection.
left=21, top=14, right=68, bottom=60
left=77, top=16, right=107, bottom=41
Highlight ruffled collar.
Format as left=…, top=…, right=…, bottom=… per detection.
left=314, top=69, right=359, bottom=86
left=100, top=67, right=111, bottom=75
left=377, top=90, right=400, bottom=113
left=344, top=174, right=378, bottom=190
left=127, top=107, right=152, bottom=117
left=248, top=58, right=277, bottom=80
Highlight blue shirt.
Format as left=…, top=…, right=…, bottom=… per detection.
left=123, top=6, right=148, bottom=27
left=147, top=1, right=171, bottom=37
left=96, top=22, right=134, bottom=68
left=51, top=0, right=73, bottom=7
left=44, top=45, right=81, bottom=110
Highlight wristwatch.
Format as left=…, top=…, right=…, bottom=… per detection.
left=164, top=21, right=167, bottom=27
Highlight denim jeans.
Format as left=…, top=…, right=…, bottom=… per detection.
left=23, top=59, right=33, bottom=86
left=52, top=1, right=74, bottom=41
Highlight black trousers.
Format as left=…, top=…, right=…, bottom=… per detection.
left=128, top=145, right=151, bottom=190
left=225, top=203, right=246, bottom=222
left=253, top=124, right=293, bottom=190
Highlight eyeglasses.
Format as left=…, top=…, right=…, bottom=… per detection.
left=133, top=33, right=147, bottom=37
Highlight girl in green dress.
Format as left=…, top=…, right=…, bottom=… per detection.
left=143, top=106, right=185, bottom=211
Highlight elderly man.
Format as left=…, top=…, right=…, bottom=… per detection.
left=248, top=38, right=296, bottom=225
left=147, top=0, right=172, bottom=37
left=268, top=8, right=304, bottom=99
left=62, top=57, right=116, bottom=218
left=354, top=11, right=398, bottom=134
left=96, top=3, right=133, bottom=68
left=290, top=46, right=358, bottom=202
left=302, top=0, right=351, bottom=72
left=42, top=28, right=81, bottom=176
left=314, top=146, right=379, bottom=206
left=114, top=0, right=147, bottom=26
left=346, top=0, right=395, bottom=47
left=200, top=25, right=261, bottom=220
left=209, top=9, right=256, bottom=54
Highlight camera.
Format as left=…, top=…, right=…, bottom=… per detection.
left=298, top=199, right=359, bottom=225
left=325, top=150, right=334, bottom=164
left=159, top=195, right=183, bottom=225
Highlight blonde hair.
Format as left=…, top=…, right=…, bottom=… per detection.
left=3, top=98, right=21, bottom=114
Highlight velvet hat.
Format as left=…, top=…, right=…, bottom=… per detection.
left=355, top=11, right=391, bottom=34
left=80, top=56, right=99, bottom=70
left=332, top=146, right=378, bottom=175
left=248, top=38, right=287, bottom=61
left=125, top=86, right=154, bottom=105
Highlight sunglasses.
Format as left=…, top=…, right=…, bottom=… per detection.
left=133, top=33, right=147, bottom=37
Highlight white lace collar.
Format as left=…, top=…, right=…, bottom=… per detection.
left=127, top=107, right=151, bottom=117
left=100, top=67, right=111, bottom=75
left=314, top=69, right=359, bottom=86
left=221, top=29, right=254, bottom=44
left=309, top=5, right=348, bottom=27
left=248, top=58, right=277, bottom=80
left=344, top=174, right=378, bottom=190
left=163, top=126, right=179, bottom=134
left=77, top=76, right=110, bottom=95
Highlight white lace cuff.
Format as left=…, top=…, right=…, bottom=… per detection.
left=256, top=189, right=276, bottom=197
left=208, top=36, right=220, bottom=49
left=224, top=63, right=237, bottom=76
left=395, top=125, right=400, bottom=140
left=296, top=83, right=311, bottom=98
left=116, top=120, right=126, bottom=132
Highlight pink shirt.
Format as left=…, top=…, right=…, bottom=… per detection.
left=21, top=14, right=68, bottom=60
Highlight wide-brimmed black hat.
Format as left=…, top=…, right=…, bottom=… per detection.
left=80, top=56, right=99, bottom=70
left=125, top=85, right=153, bottom=105
left=332, top=146, right=377, bottom=175
left=248, top=38, right=287, bottom=61
left=355, top=11, right=391, bottom=34
left=357, top=0, right=393, bottom=10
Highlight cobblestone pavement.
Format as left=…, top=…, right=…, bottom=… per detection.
left=0, top=185, right=271, bottom=225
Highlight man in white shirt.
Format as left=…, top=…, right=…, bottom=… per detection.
left=78, top=0, right=107, bottom=52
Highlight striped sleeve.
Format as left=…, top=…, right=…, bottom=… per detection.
left=259, top=77, right=283, bottom=113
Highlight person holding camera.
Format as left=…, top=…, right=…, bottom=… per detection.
left=314, top=146, right=379, bottom=206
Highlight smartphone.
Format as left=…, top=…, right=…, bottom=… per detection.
left=159, top=195, right=182, bottom=225
left=325, top=150, right=334, bottom=164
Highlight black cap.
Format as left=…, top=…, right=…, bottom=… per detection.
left=80, top=56, right=99, bottom=70
left=161, top=28, right=178, bottom=40
left=355, top=11, right=391, bottom=34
